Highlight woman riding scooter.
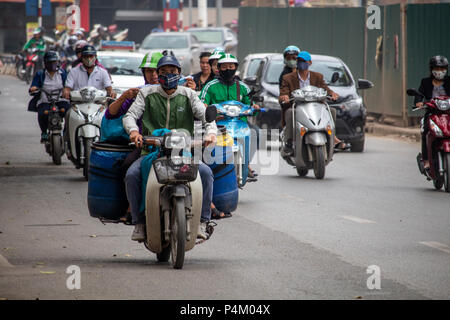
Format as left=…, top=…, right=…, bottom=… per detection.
left=29, top=51, right=70, bottom=143
left=415, top=55, right=450, bottom=170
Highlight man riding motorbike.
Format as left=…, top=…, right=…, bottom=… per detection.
left=62, top=45, right=115, bottom=99
left=279, top=51, right=347, bottom=155
left=22, top=27, right=46, bottom=70
left=122, top=53, right=218, bottom=242
left=415, top=55, right=450, bottom=169
left=29, top=51, right=70, bottom=143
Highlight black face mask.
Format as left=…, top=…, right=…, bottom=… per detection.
left=219, top=69, right=236, bottom=82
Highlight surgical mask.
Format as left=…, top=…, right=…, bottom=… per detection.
left=82, top=56, right=96, bottom=68
left=45, top=62, right=58, bottom=72
left=297, top=61, right=310, bottom=71
left=285, top=59, right=297, bottom=69
left=158, top=73, right=180, bottom=90
left=432, top=70, right=446, bottom=80
left=219, top=69, right=236, bottom=82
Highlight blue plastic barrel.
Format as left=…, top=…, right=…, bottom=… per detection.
left=206, top=131, right=239, bottom=213
left=87, top=142, right=134, bottom=220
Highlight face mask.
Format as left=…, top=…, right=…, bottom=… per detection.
left=432, top=70, right=446, bottom=80
left=158, top=73, right=180, bottom=90
left=82, top=57, right=96, bottom=68
left=285, top=59, right=297, bottom=69
left=219, top=68, right=236, bottom=82
left=297, top=61, right=310, bottom=71
left=45, top=62, right=58, bottom=72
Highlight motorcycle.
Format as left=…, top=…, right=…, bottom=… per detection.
left=24, top=47, right=41, bottom=84
left=407, top=88, right=450, bottom=192
left=31, top=89, right=66, bottom=165
left=280, top=85, right=335, bottom=179
left=87, top=107, right=217, bottom=269
left=66, top=87, right=106, bottom=180
left=212, top=101, right=264, bottom=188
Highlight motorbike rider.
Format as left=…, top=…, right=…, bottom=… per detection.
left=279, top=45, right=300, bottom=88
left=28, top=51, right=70, bottom=143
left=279, top=51, right=348, bottom=155
left=122, top=52, right=218, bottom=242
left=192, top=52, right=215, bottom=91
left=23, top=27, right=46, bottom=70
left=62, top=45, right=116, bottom=99
left=415, top=55, right=450, bottom=169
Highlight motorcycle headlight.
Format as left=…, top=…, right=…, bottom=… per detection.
left=429, top=119, right=443, bottom=137
left=165, top=133, right=189, bottom=149
left=79, top=87, right=97, bottom=103
left=50, top=117, right=59, bottom=126
left=222, top=104, right=242, bottom=117
left=435, top=99, right=450, bottom=111
left=292, top=86, right=327, bottom=102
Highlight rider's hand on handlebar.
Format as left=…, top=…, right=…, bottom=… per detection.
left=330, top=92, right=339, bottom=101
left=252, top=104, right=261, bottom=110
left=415, top=102, right=424, bottom=109
left=130, top=131, right=143, bottom=148
left=62, top=88, right=71, bottom=100
left=280, top=95, right=290, bottom=104
left=29, top=86, right=38, bottom=93
left=204, top=133, right=216, bottom=147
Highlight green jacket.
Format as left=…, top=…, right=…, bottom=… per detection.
left=200, top=78, right=252, bottom=106
left=23, top=38, right=46, bottom=56
left=123, top=85, right=218, bottom=155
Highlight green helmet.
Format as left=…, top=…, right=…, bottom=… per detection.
left=140, top=52, right=163, bottom=69
left=209, top=48, right=225, bottom=61
left=217, top=53, right=238, bottom=65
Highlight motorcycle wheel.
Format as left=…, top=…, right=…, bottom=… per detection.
left=51, top=134, right=63, bottom=165
left=296, top=167, right=308, bottom=177
left=170, top=198, right=186, bottom=269
left=17, top=65, right=25, bottom=81
left=82, top=138, right=93, bottom=181
left=313, top=146, right=326, bottom=180
left=433, top=178, right=443, bottom=190
left=444, top=153, right=450, bottom=193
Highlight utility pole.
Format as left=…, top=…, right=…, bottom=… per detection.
left=188, top=0, right=192, bottom=27
left=216, top=0, right=222, bottom=27
left=179, top=0, right=184, bottom=29
left=198, top=0, right=207, bottom=28
left=38, top=0, right=43, bottom=27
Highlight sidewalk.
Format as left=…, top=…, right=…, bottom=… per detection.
left=366, top=121, right=421, bottom=142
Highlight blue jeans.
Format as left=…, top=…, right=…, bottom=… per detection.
left=125, top=157, right=213, bottom=225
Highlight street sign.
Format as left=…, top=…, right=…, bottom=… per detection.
left=26, top=0, right=52, bottom=17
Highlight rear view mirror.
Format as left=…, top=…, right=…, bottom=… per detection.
left=407, top=88, right=423, bottom=98
left=252, top=96, right=264, bottom=103
left=205, top=106, right=217, bottom=123
left=357, top=79, right=374, bottom=90
left=244, top=76, right=258, bottom=86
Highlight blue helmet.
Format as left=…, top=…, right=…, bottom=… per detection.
left=283, top=45, right=300, bottom=57
left=297, top=51, right=312, bottom=62
left=157, top=50, right=181, bottom=72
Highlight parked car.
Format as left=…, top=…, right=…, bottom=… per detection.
left=186, top=27, right=238, bottom=56
left=96, top=50, right=145, bottom=96
left=244, top=53, right=373, bottom=152
left=138, top=32, right=202, bottom=74
left=237, top=53, right=274, bottom=79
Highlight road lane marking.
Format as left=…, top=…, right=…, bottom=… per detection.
left=420, top=241, right=450, bottom=255
left=340, top=215, right=377, bottom=224
left=0, top=253, right=13, bottom=268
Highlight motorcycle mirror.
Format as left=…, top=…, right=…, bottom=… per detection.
left=253, top=96, right=264, bottom=103
left=244, top=76, right=258, bottom=86
left=331, top=72, right=340, bottom=83
left=205, top=106, right=217, bottom=123
left=407, top=88, right=423, bottom=97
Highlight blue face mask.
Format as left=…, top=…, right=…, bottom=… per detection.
left=158, top=73, right=180, bottom=90
left=297, top=61, right=310, bottom=71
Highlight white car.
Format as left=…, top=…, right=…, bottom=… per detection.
left=96, top=51, right=145, bottom=96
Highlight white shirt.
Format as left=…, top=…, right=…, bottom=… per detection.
left=298, top=71, right=311, bottom=88
left=65, top=64, right=111, bottom=91
left=38, top=70, right=68, bottom=105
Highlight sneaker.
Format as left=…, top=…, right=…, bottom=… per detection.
left=197, top=222, right=208, bottom=240
left=40, top=133, right=48, bottom=144
left=131, top=223, right=146, bottom=242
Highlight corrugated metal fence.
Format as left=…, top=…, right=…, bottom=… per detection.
left=238, top=3, right=450, bottom=125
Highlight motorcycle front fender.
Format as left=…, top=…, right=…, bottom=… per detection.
left=304, top=132, right=327, bottom=146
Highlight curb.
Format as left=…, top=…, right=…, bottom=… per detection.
left=366, top=122, right=421, bottom=141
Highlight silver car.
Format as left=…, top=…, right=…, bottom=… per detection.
left=138, top=32, right=202, bottom=75
left=186, top=27, right=238, bottom=56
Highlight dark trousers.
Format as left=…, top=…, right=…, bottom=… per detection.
left=37, top=101, right=71, bottom=134
left=421, top=112, right=431, bottom=160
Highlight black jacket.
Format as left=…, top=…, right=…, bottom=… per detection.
left=192, top=71, right=215, bottom=92
left=415, top=76, right=450, bottom=104
left=279, top=66, right=294, bottom=89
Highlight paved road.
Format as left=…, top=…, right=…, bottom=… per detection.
left=0, top=75, right=448, bottom=300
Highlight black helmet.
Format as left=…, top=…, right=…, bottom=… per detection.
left=81, top=45, right=97, bottom=56
left=429, top=55, right=448, bottom=70
left=156, top=50, right=181, bottom=72
left=44, top=50, right=60, bottom=62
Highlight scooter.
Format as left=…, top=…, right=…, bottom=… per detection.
left=87, top=107, right=217, bottom=269
left=212, top=101, right=263, bottom=188
left=280, top=85, right=335, bottom=179
left=24, top=48, right=40, bottom=84
left=31, top=89, right=65, bottom=165
left=407, top=88, right=450, bottom=192
left=66, top=87, right=106, bottom=180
